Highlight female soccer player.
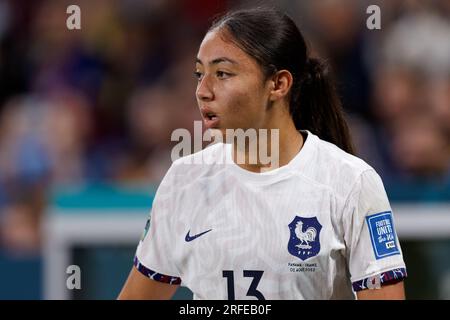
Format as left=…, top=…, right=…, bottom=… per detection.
left=119, top=8, right=407, bottom=300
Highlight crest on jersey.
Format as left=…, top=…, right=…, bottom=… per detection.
left=288, top=216, right=322, bottom=261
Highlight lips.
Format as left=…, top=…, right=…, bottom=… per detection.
left=200, top=106, right=220, bottom=129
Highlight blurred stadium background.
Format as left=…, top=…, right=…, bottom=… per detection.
left=0, top=0, right=449, bottom=299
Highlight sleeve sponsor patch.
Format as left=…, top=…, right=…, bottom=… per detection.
left=366, top=211, right=400, bottom=259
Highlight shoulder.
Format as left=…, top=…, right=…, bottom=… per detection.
left=301, top=132, right=381, bottom=200
left=315, top=134, right=373, bottom=174
left=163, top=142, right=227, bottom=183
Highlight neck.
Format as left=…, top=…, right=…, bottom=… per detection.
left=232, top=119, right=303, bottom=173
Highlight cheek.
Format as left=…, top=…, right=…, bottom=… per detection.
left=221, top=81, right=266, bottom=124
left=227, top=90, right=251, bottom=113
left=227, top=93, right=259, bottom=129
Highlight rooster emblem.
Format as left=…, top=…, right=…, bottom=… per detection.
left=288, top=216, right=322, bottom=261
left=295, top=220, right=317, bottom=249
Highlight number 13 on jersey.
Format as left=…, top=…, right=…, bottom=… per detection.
left=222, top=270, right=265, bottom=300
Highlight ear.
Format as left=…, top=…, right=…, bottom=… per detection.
left=268, top=70, right=293, bottom=102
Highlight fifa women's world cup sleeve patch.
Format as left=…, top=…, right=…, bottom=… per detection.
left=366, top=211, right=400, bottom=259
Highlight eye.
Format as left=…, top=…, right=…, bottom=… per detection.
left=216, top=71, right=232, bottom=79
left=193, top=71, right=203, bottom=81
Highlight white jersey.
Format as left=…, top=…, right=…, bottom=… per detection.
left=134, top=130, right=407, bottom=300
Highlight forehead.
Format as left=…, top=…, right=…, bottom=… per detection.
left=196, top=30, right=257, bottom=68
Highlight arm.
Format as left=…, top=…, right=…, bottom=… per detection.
left=356, top=281, right=405, bottom=300
left=343, top=170, right=408, bottom=300
left=118, top=266, right=179, bottom=300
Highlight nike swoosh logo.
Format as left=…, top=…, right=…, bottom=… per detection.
left=185, top=229, right=212, bottom=242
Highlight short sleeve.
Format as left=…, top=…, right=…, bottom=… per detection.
left=134, top=165, right=181, bottom=285
left=342, top=169, right=407, bottom=292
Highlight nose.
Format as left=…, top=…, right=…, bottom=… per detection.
left=196, top=75, right=214, bottom=102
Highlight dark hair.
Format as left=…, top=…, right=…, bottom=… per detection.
left=209, top=8, right=355, bottom=154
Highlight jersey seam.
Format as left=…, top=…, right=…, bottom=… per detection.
left=339, top=168, right=376, bottom=250
left=167, top=200, right=183, bottom=279
left=293, top=171, right=338, bottom=198
left=343, top=169, right=375, bottom=208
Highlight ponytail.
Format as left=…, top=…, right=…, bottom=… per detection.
left=209, top=9, right=355, bottom=155
left=291, top=57, right=355, bottom=155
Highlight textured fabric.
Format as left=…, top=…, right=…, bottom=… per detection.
left=135, top=131, right=406, bottom=299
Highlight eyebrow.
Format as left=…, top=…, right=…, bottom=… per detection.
left=195, top=57, right=238, bottom=66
